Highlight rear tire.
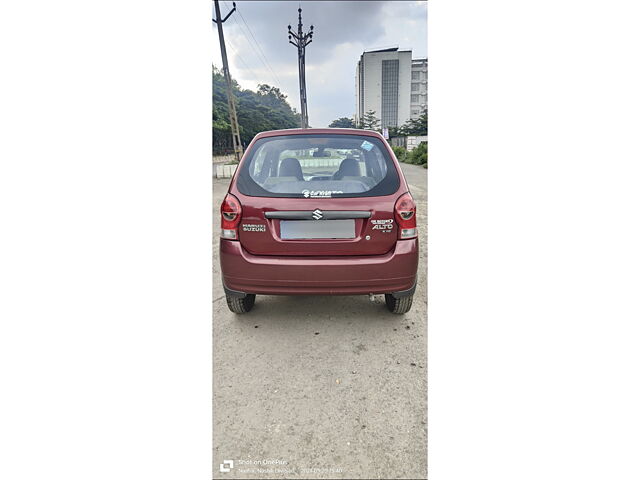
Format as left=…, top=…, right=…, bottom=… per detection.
left=385, top=294, right=413, bottom=314
left=226, top=293, right=256, bottom=314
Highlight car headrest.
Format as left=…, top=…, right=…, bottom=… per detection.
left=279, top=158, right=304, bottom=180
left=334, top=158, right=360, bottom=179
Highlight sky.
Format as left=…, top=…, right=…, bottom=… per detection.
left=212, top=1, right=428, bottom=128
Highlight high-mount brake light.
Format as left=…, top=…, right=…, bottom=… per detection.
left=394, top=192, right=417, bottom=239
left=220, top=193, right=242, bottom=240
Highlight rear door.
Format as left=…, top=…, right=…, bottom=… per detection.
left=236, top=194, right=398, bottom=256
left=231, top=132, right=404, bottom=257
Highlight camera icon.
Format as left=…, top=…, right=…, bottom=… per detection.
left=219, top=459, right=234, bottom=473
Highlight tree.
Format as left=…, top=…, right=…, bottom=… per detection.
left=387, top=126, right=402, bottom=138
left=256, top=84, right=289, bottom=107
left=328, top=117, right=355, bottom=128
left=213, top=65, right=301, bottom=155
left=396, top=108, right=427, bottom=136
left=358, top=109, right=381, bottom=131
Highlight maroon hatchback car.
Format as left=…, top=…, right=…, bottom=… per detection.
left=219, top=128, right=418, bottom=314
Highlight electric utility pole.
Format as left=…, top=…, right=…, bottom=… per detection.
left=213, top=0, right=243, bottom=162
left=288, top=8, right=313, bottom=128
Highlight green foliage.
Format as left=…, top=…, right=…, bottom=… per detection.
left=388, top=108, right=427, bottom=168
left=391, top=145, right=408, bottom=162
left=393, top=142, right=427, bottom=169
left=357, top=110, right=381, bottom=131
left=328, top=117, right=355, bottom=128
left=409, top=142, right=428, bottom=168
left=387, top=126, right=401, bottom=138
left=256, top=84, right=288, bottom=104
left=213, top=66, right=301, bottom=155
left=395, top=108, right=428, bottom=136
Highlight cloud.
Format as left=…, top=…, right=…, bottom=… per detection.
left=213, top=0, right=427, bottom=127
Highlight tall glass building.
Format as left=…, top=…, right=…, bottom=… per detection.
left=355, top=47, right=413, bottom=129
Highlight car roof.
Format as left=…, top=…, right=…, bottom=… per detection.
left=253, top=128, right=385, bottom=140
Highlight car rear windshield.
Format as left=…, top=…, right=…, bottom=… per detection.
left=235, top=134, right=400, bottom=198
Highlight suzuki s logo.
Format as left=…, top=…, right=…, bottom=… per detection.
left=312, top=209, right=323, bottom=220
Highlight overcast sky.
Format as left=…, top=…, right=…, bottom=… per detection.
left=213, top=1, right=427, bottom=128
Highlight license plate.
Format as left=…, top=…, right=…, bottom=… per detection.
left=280, top=220, right=355, bottom=239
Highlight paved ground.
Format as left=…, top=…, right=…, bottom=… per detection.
left=213, top=163, right=427, bottom=479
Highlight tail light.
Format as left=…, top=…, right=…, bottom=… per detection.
left=220, top=193, right=242, bottom=240
left=394, top=192, right=417, bottom=239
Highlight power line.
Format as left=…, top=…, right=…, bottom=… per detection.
left=223, top=39, right=261, bottom=88
left=223, top=1, right=276, bottom=84
left=234, top=7, right=283, bottom=86
left=226, top=9, right=274, bottom=85
left=222, top=1, right=282, bottom=88
left=213, top=14, right=261, bottom=88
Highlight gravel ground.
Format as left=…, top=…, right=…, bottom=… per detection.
left=213, top=163, right=427, bottom=479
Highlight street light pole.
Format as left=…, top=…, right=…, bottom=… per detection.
left=288, top=8, right=313, bottom=129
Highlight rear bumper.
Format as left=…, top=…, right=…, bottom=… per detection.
left=220, top=238, right=418, bottom=296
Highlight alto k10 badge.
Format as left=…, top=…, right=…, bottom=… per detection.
left=371, top=219, right=394, bottom=232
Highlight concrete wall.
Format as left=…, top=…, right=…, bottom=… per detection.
left=389, top=135, right=428, bottom=151
left=407, top=135, right=428, bottom=151
left=212, top=154, right=236, bottom=164
left=214, top=159, right=349, bottom=179
left=215, top=164, right=238, bottom=178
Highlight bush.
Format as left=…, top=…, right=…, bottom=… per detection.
left=408, top=142, right=427, bottom=168
left=391, top=142, right=427, bottom=168
left=391, top=145, right=408, bottom=163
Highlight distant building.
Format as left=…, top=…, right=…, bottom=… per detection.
left=355, top=47, right=412, bottom=129
left=410, top=58, right=427, bottom=120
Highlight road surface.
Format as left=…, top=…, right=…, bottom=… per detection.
left=213, top=162, right=427, bottom=479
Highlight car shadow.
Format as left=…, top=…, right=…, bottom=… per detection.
left=233, top=293, right=406, bottom=327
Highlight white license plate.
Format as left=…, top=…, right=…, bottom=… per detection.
left=280, top=220, right=355, bottom=239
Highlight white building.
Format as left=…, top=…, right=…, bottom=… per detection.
left=355, top=47, right=412, bottom=129
left=410, top=58, right=427, bottom=120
